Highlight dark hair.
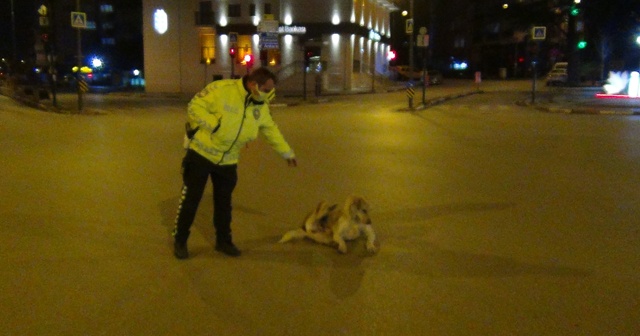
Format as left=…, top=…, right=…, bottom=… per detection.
left=246, top=67, right=277, bottom=85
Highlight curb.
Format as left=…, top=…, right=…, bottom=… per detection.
left=517, top=100, right=640, bottom=115
left=409, top=90, right=484, bottom=111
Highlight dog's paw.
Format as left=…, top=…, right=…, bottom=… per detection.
left=366, top=243, right=378, bottom=253
left=278, top=233, right=294, bottom=243
left=338, top=244, right=348, bottom=254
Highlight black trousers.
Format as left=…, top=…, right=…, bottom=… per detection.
left=173, top=150, right=238, bottom=244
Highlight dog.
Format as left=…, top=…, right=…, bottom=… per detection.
left=279, top=195, right=377, bottom=254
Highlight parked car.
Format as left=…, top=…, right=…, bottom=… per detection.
left=546, top=69, right=568, bottom=86
left=393, top=66, right=443, bottom=85
left=551, top=62, right=568, bottom=71
left=394, top=65, right=423, bottom=81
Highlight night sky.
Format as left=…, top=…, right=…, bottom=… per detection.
left=0, top=0, right=40, bottom=60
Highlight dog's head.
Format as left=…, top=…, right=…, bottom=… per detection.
left=303, top=201, right=337, bottom=233
left=345, top=195, right=372, bottom=225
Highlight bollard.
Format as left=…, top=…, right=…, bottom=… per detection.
left=406, top=84, right=415, bottom=109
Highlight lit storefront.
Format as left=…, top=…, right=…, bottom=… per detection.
left=142, top=0, right=397, bottom=95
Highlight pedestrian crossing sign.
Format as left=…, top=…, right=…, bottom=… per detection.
left=405, top=19, right=414, bottom=34
left=71, top=12, right=87, bottom=28
left=532, top=26, right=546, bottom=40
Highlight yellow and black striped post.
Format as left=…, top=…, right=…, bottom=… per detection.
left=406, top=84, right=415, bottom=109
left=76, top=76, right=87, bottom=112
left=78, top=79, right=88, bottom=93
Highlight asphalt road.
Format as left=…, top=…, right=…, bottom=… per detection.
left=1, top=81, right=639, bottom=335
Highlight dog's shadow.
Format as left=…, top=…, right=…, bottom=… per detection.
left=243, top=235, right=375, bottom=299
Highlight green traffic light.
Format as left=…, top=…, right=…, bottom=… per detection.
left=577, top=40, right=587, bottom=49
left=570, top=6, right=580, bottom=16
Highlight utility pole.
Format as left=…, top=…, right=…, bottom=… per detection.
left=75, top=0, right=84, bottom=112
left=10, top=0, right=16, bottom=63
left=46, top=0, right=58, bottom=107
left=409, top=0, right=414, bottom=107
left=567, top=0, right=581, bottom=86
left=409, top=0, right=414, bottom=75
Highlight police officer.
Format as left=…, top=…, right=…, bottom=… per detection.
left=173, top=67, right=297, bottom=259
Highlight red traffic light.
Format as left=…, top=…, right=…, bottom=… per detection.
left=229, top=47, right=236, bottom=56
left=387, top=50, right=397, bottom=61
left=243, top=54, right=253, bottom=63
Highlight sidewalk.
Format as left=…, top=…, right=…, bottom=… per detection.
left=6, top=80, right=639, bottom=116
left=272, top=80, right=483, bottom=110
left=517, top=86, right=640, bottom=116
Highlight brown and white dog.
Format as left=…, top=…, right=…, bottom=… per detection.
left=279, top=195, right=377, bottom=254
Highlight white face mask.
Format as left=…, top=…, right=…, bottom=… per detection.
left=254, top=88, right=275, bottom=102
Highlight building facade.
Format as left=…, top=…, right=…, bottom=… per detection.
left=142, top=0, right=398, bottom=95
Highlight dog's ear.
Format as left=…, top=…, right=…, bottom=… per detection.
left=346, top=196, right=359, bottom=216
left=351, top=195, right=367, bottom=208
left=348, top=196, right=369, bottom=216
left=315, top=201, right=329, bottom=214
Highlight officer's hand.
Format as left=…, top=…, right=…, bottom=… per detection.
left=286, top=158, right=297, bottom=167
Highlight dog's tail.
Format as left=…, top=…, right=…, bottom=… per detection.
left=278, top=229, right=308, bottom=243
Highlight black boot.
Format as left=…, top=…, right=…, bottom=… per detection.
left=215, top=240, right=241, bottom=257
left=174, top=240, right=189, bottom=259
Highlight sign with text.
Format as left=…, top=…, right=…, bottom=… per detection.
left=259, top=32, right=279, bottom=49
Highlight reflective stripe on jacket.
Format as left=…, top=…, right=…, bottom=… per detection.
left=187, top=78, right=294, bottom=165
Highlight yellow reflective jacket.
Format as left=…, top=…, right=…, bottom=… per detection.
left=186, top=77, right=295, bottom=165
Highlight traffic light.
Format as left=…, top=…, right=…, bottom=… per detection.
left=387, top=50, right=397, bottom=61
left=577, top=40, right=587, bottom=49
left=229, top=47, right=236, bottom=57
left=570, top=4, right=580, bottom=16
left=304, top=51, right=313, bottom=67
left=41, top=33, right=49, bottom=43
left=243, top=54, right=254, bottom=70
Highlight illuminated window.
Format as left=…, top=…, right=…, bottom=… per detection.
left=200, top=32, right=216, bottom=64
left=261, top=49, right=281, bottom=66
left=100, top=4, right=113, bottom=13
left=233, top=35, right=253, bottom=63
